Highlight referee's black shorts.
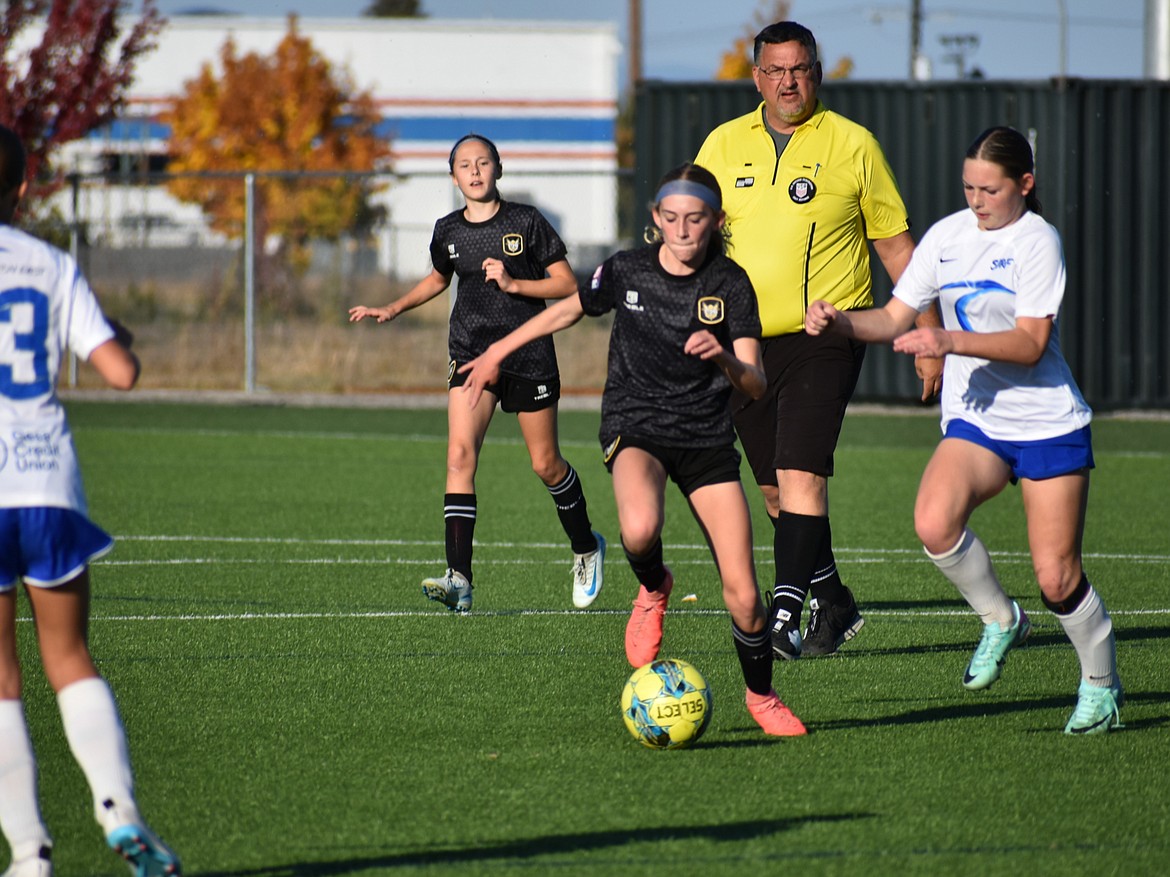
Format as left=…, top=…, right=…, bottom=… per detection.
left=731, top=330, right=866, bottom=485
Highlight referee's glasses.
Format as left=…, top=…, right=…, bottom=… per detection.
left=757, top=64, right=815, bottom=81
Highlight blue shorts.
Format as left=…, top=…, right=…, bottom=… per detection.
left=0, top=507, right=114, bottom=591
left=944, top=420, right=1095, bottom=482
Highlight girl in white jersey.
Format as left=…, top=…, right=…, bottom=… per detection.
left=460, top=163, right=807, bottom=738
left=0, top=127, right=181, bottom=876
left=805, top=126, right=1121, bottom=735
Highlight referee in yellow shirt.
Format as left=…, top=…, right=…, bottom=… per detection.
left=696, top=20, right=941, bottom=660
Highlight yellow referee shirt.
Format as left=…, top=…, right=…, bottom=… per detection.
left=696, top=101, right=910, bottom=336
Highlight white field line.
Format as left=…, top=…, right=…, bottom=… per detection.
left=73, top=535, right=1169, bottom=625
left=104, top=535, right=1170, bottom=567
left=83, top=426, right=595, bottom=449
left=81, top=425, right=1169, bottom=458
left=17, top=607, right=1170, bottom=624
left=20, top=534, right=1169, bottom=624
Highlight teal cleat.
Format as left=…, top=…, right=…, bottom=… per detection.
left=102, top=801, right=181, bottom=877
left=1064, top=679, right=1124, bottom=735
left=421, top=569, right=473, bottom=613
left=963, top=600, right=1031, bottom=690
left=572, top=531, right=607, bottom=608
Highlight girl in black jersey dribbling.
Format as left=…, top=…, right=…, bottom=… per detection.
left=349, top=134, right=605, bottom=613
left=461, top=164, right=806, bottom=737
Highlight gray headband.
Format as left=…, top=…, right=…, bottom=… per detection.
left=654, top=180, right=721, bottom=211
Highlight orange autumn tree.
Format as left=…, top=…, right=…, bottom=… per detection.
left=714, top=1, right=852, bottom=81
left=715, top=0, right=791, bottom=79
left=163, top=16, right=390, bottom=302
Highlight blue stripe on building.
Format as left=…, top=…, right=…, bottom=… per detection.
left=91, top=116, right=615, bottom=144
left=374, top=117, right=614, bottom=143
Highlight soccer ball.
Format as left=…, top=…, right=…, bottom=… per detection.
left=621, top=658, right=712, bottom=749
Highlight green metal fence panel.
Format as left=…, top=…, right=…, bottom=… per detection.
left=634, top=79, right=1170, bottom=410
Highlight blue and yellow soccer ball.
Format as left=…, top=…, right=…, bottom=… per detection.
left=621, top=658, right=712, bottom=749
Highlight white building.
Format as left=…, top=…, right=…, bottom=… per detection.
left=56, top=15, right=622, bottom=279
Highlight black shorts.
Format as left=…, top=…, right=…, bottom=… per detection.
left=602, top=435, right=742, bottom=497
left=448, top=360, right=560, bottom=413
left=731, top=330, right=866, bottom=484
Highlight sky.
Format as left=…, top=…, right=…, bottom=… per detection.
left=150, top=1, right=1153, bottom=85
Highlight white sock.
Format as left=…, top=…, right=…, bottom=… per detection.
left=0, top=699, right=52, bottom=859
left=1052, top=583, right=1118, bottom=688
left=56, top=677, right=137, bottom=828
left=925, top=529, right=1015, bottom=627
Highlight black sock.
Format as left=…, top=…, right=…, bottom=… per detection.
left=623, top=537, right=668, bottom=591
left=547, top=464, right=597, bottom=554
left=809, top=521, right=849, bottom=606
left=1041, top=572, right=1091, bottom=615
left=732, top=621, right=774, bottom=695
left=444, top=493, right=476, bottom=584
left=770, top=511, right=829, bottom=628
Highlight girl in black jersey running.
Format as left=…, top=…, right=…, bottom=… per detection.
left=460, top=164, right=807, bottom=737
left=349, top=134, right=605, bottom=613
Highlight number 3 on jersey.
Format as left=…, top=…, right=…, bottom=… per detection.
left=0, top=288, right=51, bottom=399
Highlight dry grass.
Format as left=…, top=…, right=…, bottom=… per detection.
left=76, top=265, right=613, bottom=395
left=69, top=308, right=613, bottom=395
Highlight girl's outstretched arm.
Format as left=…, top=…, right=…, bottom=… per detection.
left=805, top=297, right=920, bottom=344
left=459, top=292, right=587, bottom=408
left=893, top=315, right=1052, bottom=365
left=349, top=269, right=451, bottom=323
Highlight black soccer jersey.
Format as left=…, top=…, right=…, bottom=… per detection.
left=580, top=243, right=762, bottom=448
left=430, top=200, right=567, bottom=382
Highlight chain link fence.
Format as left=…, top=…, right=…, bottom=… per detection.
left=45, top=168, right=626, bottom=396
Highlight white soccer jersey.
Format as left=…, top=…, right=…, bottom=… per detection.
left=0, top=226, right=114, bottom=512
left=893, top=208, right=1092, bottom=440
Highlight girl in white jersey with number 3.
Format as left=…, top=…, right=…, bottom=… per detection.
left=0, top=127, right=181, bottom=876
left=806, top=126, right=1121, bottom=734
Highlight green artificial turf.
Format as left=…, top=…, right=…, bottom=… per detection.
left=8, top=400, right=1166, bottom=876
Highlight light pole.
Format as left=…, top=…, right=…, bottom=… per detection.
left=939, top=33, right=980, bottom=79
left=1056, top=0, right=1068, bottom=78
left=909, top=0, right=924, bottom=80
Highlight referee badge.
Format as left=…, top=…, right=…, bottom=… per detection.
left=502, top=233, right=524, bottom=256
left=697, top=296, right=724, bottom=325
left=788, top=177, right=816, bottom=204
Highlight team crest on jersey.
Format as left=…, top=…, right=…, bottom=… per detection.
left=447, top=359, right=457, bottom=384
left=697, top=296, right=724, bottom=325
left=502, top=233, right=524, bottom=256
left=603, top=436, right=621, bottom=463
left=624, top=290, right=644, bottom=312
left=788, top=177, right=816, bottom=204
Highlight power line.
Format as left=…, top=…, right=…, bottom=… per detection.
left=652, top=5, right=1142, bottom=39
